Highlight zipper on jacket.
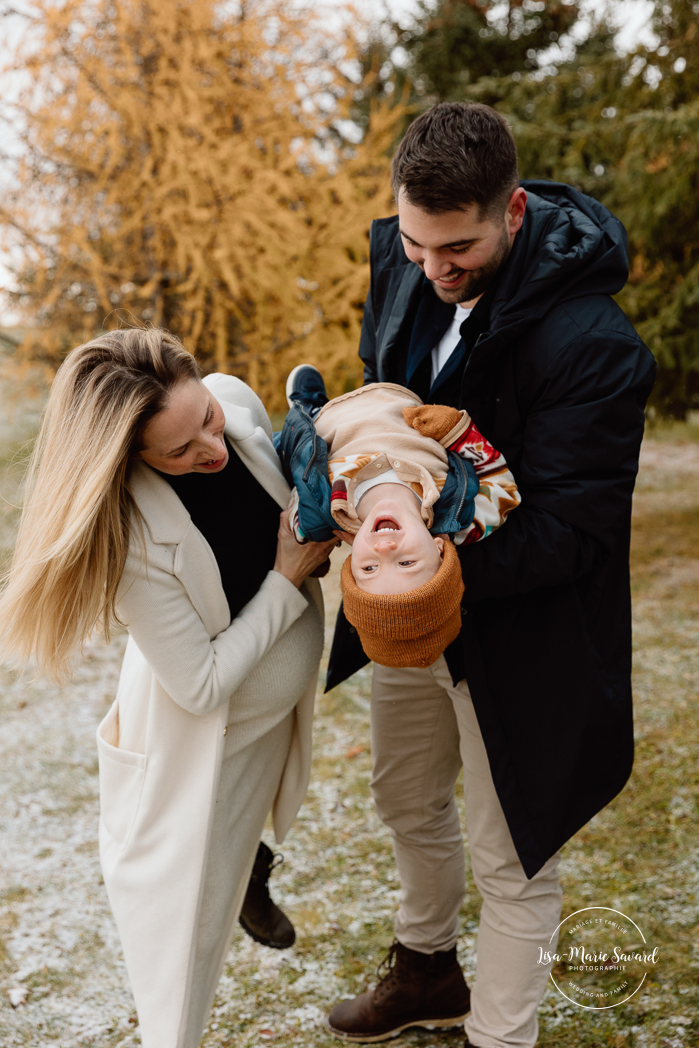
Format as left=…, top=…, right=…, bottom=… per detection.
left=452, top=453, right=470, bottom=526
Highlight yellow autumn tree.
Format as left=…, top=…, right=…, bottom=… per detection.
left=1, top=0, right=405, bottom=409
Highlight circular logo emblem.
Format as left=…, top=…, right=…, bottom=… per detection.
left=541, top=907, right=659, bottom=1010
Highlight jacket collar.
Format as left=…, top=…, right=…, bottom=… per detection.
left=405, top=279, right=454, bottom=387
left=218, top=399, right=291, bottom=511
left=129, top=395, right=290, bottom=547
left=128, top=462, right=189, bottom=545
left=376, top=264, right=423, bottom=378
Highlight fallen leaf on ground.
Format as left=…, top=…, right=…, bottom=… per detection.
left=346, top=745, right=364, bottom=758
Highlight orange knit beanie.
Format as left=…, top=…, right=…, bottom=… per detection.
left=341, top=539, right=465, bottom=668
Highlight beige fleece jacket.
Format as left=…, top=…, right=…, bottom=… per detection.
left=313, top=382, right=470, bottom=532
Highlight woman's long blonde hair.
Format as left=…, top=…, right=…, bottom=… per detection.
left=0, top=328, right=200, bottom=680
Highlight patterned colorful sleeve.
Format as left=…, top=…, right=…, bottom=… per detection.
left=446, top=421, right=521, bottom=545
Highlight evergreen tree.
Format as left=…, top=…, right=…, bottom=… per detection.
left=382, top=0, right=699, bottom=416
left=469, top=0, right=699, bottom=416
left=398, top=0, right=580, bottom=100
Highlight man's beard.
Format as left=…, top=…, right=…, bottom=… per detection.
left=430, top=225, right=511, bottom=304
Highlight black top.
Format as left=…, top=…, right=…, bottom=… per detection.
left=159, top=439, right=280, bottom=622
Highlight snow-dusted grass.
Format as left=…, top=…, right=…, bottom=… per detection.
left=0, top=358, right=697, bottom=1048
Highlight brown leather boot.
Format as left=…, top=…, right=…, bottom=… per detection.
left=327, top=940, right=470, bottom=1042
left=238, top=842, right=295, bottom=949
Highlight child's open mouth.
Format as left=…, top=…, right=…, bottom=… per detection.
left=372, top=516, right=401, bottom=534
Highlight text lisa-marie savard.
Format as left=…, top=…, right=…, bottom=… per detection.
left=537, top=946, right=659, bottom=969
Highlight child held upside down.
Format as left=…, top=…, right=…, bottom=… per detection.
left=278, top=365, right=521, bottom=669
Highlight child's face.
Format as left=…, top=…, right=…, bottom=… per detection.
left=351, top=496, right=444, bottom=596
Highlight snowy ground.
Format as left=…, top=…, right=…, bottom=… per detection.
left=0, top=360, right=697, bottom=1048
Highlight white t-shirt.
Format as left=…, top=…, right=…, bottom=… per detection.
left=354, top=469, right=422, bottom=508
left=430, top=304, right=473, bottom=386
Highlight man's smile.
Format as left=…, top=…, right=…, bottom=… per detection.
left=434, top=268, right=465, bottom=286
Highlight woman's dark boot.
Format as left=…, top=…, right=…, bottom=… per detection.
left=327, top=940, right=470, bottom=1042
left=238, top=841, right=295, bottom=949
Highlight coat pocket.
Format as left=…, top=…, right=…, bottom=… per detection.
left=96, top=700, right=147, bottom=850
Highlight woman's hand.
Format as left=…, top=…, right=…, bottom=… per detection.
left=273, top=512, right=339, bottom=589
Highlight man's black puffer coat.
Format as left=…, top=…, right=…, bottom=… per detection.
left=354, top=182, right=657, bottom=878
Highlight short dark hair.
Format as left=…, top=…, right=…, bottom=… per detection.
left=391, top=102, right=519, bottom=218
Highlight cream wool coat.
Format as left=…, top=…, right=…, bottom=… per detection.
left=96, top=374, right=323, bottom=1048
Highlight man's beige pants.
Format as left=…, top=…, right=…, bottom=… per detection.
left=371, top=657, right=562, bottom=1048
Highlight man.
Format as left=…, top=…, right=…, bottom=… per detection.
left=324, top=103, right=656, bottom=1048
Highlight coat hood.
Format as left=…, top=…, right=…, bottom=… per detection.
left=489, top=180, right=629, bottom=335
left=366, top=182, right=630, bottom=367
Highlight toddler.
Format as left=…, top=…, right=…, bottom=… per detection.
left=278, top=366, right=520, bottom=667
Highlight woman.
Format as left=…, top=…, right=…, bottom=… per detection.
left=0, top=328, right=335, bottom=1048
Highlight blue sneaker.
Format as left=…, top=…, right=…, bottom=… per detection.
left=285, top=363, right=328, bottom=415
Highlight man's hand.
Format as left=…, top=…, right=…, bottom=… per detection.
left=333, top=529, right=354, bottom=547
